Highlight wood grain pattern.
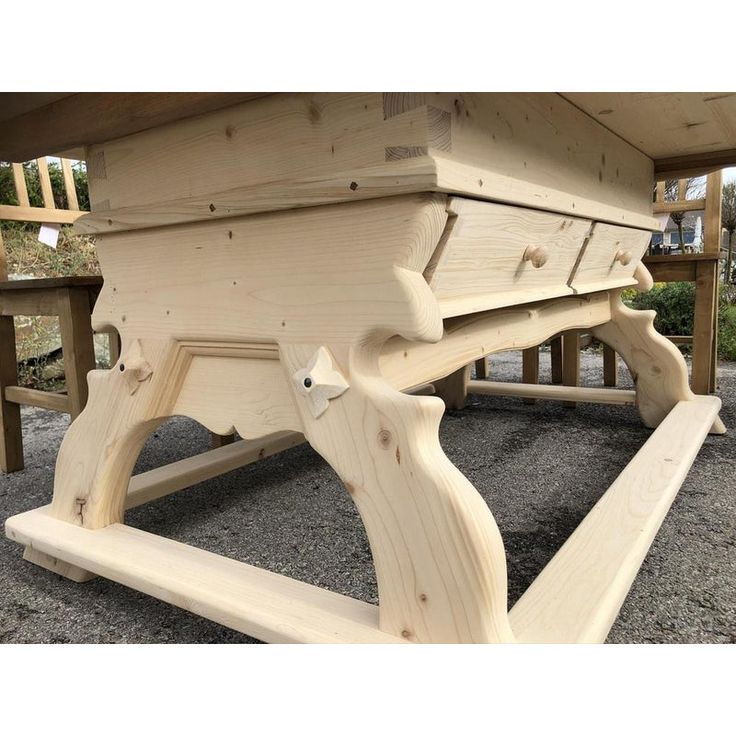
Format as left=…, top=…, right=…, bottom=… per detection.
left=60, top=158, right=79, bottom=210
left=36, top=157, right=55, bottom=209
left=467, top=381, right=635, bottom=406
left=0, top=315, right=23, bottom=472
left=281, top=342, right=514, bottom=643
left=11, top=163, right=29, bottom=207
left=0, top=92, right=271, bottom=162
left=57, top=288, right=96, bottom=418
left=126, top=432, right=304, bottom=509
left=381, top=294, right=612, bottom=391
left=592, top=291, right=724, bottom=433
left=510, top=396, right=721, bottom=643
left=0, top=205, right=83, bottom=225
left=90, top=194, right=447, bottom=345
left=73, top=92, right=658, bottom=234
left=425, top=198, right=590, bottom=317
left=4, top=386, right=70, bottom=413
left=570, top=222, right=651, bottom=294
left=7, top=507, right=402, bottom=644
left=562, top=92, right=736, bottom=172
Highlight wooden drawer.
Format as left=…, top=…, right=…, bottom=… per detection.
left=425, top=197, right=591, bottom=317
left=570, top=222, right=651, bottom=294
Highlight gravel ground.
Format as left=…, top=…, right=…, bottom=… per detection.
left=1, top=350, right=734, bottom=644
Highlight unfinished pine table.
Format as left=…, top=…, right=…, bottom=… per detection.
left=2, top=92, right=735, bottom=643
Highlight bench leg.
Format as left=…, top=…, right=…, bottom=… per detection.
left=521, top=346, right=540, bottom=404
left=57, top=288, right=96, bottom=420
left=603, top=344, right=618, bottom=387
left=550, top=336, right=563, bottom=384
left=562, top=330, right=580, bottom=407
left=211, top=432, right=236, bottom=448
left=0, top=315, right=23, bottom=472
left=433, top=364, right=470, bottom=410
left=474, top=356, right=489, bottom=379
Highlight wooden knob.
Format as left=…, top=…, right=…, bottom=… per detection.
left=614, top=249, right=633, bottom=266
left=523, top=245, right=550, bottom=269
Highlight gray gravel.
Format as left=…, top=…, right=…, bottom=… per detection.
left=1, top=350, right=734, bottom=644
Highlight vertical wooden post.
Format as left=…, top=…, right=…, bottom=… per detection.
left=0, top=227, right=23, bottom=471
left=0, top=229, right=8, bottom=281
left=57, top=288, right=96, bottom=419
left=0, top=225, right=22, bottom=475
left=692, top=260, right=719, bottom=395
left=687, top=170, right=724, bottom=395
left=0, top=314, right=23, bottom=472
left=211, top=433, right=236, bottom=448
left=60, top=159, right=80, bottom=211
left=11, top=163, right=30, bottom=207
left=433, top=365, right=471, bottom=411
left=474, top=357, right=489, bottom=380
left=603, top=344, right=618, bottom=387
left=521, top=346, right=540, bottom=404
left=550, top=336, right=563, bottom=384
left=107, top=329, right=121, bottom=366
left=703, top=171, right=723, bottom=254
left=562, top=330, right=580, bottom=407
left=37, top=157, right=56, bottom=209
left=655, top=180, right=665, bottom=204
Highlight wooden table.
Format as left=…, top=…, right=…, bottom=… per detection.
left=2, top=92, right=735, bottom=643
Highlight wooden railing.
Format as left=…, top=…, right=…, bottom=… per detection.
left=0, top=156, right=88, bottom=278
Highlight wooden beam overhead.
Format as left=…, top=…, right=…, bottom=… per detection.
left=0, top=92, right=272, bottom=162
left=561, top=93, right=736, bottom=177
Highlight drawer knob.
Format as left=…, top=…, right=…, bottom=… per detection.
left=614, top=249, right=633, bottom=266
left=522, top=245, right=550, bottom=269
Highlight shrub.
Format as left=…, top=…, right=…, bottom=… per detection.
left=624, top=281, right=695, bottom=336
left=625, top=281, right=736, bottom=360
left=719, top=306, right=736, bottom=361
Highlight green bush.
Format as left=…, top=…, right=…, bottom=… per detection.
left=625, top=281, right=695, bottom=336
left=719, top=306, right=736, bottom=361
left=625, top=281, right=736, bottom=361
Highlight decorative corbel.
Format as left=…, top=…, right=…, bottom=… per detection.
left=119, top=339, right=153, bottom=395
left=292, top=346, right=349, bottom=418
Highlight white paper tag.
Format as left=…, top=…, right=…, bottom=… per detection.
left=655, top=212, right=670, bottom=232
left=38, top=223, right=61, bottom=249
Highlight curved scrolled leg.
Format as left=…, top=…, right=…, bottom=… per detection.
left=592, top=293, right=725, bottom=434
left=49, top=339, right=178, bottom=528
left=281, top=342, right=514, bottom=643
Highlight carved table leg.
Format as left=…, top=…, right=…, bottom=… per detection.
left=281, top=342, right=514, bottom=643
left=48, top=338, right=175, bottom=533
left=592, top=292, right=726, bottom=434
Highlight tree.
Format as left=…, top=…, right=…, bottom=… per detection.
left=723, top=181, right=736, bottom=282
left=662, top=177, right=706, bottom=251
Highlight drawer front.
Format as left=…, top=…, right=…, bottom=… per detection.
left=570, top=222, right=651, bottom=294
left=426, top=198, right=591, bottom=316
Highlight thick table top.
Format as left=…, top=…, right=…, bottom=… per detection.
left=1, top=92, right=735, bottom=177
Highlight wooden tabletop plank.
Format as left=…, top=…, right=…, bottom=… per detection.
left=2, top=93, right=736, bottom=175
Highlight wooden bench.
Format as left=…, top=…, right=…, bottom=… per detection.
left=0, top=157, right=113, bottom=472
